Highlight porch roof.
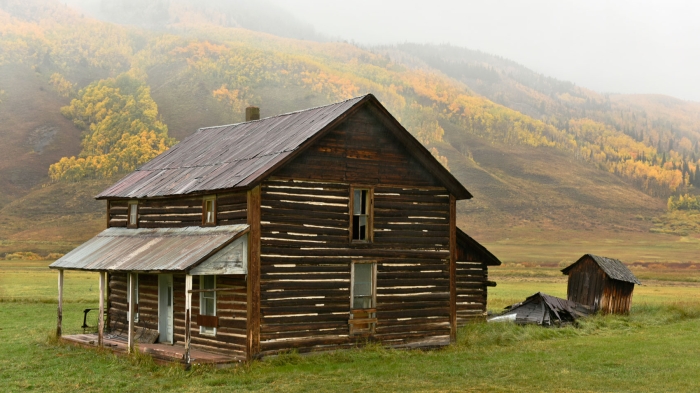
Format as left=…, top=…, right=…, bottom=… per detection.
left=49, top=225, right=248, bottom=272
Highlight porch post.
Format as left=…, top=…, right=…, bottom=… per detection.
left=57, top=269, right=64, bottom=338
left=98, top=272, right=106, bottom=347
left=184, top=274, right=193, bottom=365
left=127, top=272, right=136, bottom=354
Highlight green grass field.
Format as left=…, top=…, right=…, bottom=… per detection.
left=2, top=260, right=700, bottom=392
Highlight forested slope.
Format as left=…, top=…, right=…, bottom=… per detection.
left=0, top=0, right=693, bottom=254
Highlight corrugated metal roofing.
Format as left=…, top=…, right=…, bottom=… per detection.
left=96, top=96, right=367, bottom=199
left=49, top=225, right=248, bottom=272
left=562, top=254, right=641, bottom=285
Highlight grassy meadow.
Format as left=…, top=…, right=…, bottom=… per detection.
left=2, top=259, right=700, bottom=392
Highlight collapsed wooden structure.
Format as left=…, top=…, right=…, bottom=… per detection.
left=488, top=292, right=592, bottom=326
left=561, top=254, right=641, bottom=315
left=49, top=94, right=501, bottom=364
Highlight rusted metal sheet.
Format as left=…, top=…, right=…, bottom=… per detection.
left=562, top=254, right=641, bottom=285
left=96, top=96, right=367, bottom=199
left=49, top=225, right=248, bottom=272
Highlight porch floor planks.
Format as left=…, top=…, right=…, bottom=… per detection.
left=61, top=334, right=243, bottom=366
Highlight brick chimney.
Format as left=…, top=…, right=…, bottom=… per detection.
left=246, top=106, right=260, bottom=121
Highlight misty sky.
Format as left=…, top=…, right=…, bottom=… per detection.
left=271, top=0, right=700, bottom=102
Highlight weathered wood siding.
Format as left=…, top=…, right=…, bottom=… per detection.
left=566, top=257, right=607, bottom=310
left=258, top=178, right=450, bottom=356
left=107, top=192, right=247, bottom=228
left=454, top=243, right=489, bottom=325
left=108, top=273, right=247, bottom=359
left=272, top=105, right=442, bottom=188
left=599, top=278, right=634, bottom=315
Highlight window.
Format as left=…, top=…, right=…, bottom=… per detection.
left=126, top=273, right=139, bottom=322
left=199, top=275, right=216, bottom=335
left=202, top=196, right=216, bottom=226
left=351, top=188, right=372, bottom=241
left=127, top=201, right=138, bottom=228
left=350, top=262, right=376, bottom=335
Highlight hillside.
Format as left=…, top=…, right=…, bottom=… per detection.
left=0, top=0, right=695, bottom=260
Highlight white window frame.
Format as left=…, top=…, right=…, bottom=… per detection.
left=199, top=275, right=217, bottom=336
left=202, top=196, right=216, bottom=226
left=127, top=201, right=138, bottom=228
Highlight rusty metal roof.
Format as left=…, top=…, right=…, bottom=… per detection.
left=96, top=96, right=367, bottom=199
left=562, top=254, right=641, bottom=285
left=49, top=225, right=248, bottom=272
left=96, top=94, right=472, bottom=200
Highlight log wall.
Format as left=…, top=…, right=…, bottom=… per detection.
left=258, top=178, right=451, bottom=356
left=107, top=192, right=247, bottom=228
left=454, top=260, right=488, bottom=325
left=272, top=105, right=442, bottom=188
left=108, top=273, right=247, bottom=359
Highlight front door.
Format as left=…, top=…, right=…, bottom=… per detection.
left=158, top=274, right=174, bottom=344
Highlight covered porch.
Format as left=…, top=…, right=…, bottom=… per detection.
left=61, top=333, right=242, bottom=365
left=49, top=225, right=249, bottom=366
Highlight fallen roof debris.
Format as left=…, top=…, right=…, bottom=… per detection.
left=488, top=292, right=593, bottom=326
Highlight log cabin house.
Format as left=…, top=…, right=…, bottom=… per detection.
left=561, top=254, right=641, bottom=315
left=49, top=94, right=501, bottom=364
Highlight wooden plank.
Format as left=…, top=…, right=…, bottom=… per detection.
left=184, top=274, right=192, bottom=365
left=57, top=269, right=63, bottom=338
left=127, top=272, right=136, bottom=353
left=98, top=272, right=105, bottom=347
left=247, top=185, right=261, bottom=361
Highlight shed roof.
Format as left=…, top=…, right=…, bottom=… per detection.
left=456, top=228, right=501, bottom=266
left=49, top=225, right=248, bottom=272
left=96, top=94, right=471, bottom=200
left=561, top=254, right=641, bottom=285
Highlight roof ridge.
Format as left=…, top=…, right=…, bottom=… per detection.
left=197, top=94, right=370, bottom=132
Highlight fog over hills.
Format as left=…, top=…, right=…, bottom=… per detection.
left=0, top=0, right=697, bottom=257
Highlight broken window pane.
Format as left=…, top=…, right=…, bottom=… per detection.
left=352, top=189, right=370, bottom=241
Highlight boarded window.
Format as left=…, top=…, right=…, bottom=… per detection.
left=127, top=201, right=138, bottom=228
left=352, top=188, right=371, bottom=241
left=199, top=275, right=216, bottom=335
left=202, top=196, right=216, bottom=226
left=350, top=262, right=376, bottom=335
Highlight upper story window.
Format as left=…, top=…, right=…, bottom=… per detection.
left=351, top=188, right=372, bottom=242
left=202, top=196, right=216, bottom=226
left=127, top=201, right=138, bottom=228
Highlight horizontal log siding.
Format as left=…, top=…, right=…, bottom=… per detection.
left=181, top=275, right=248, bottom=358
left=454, top=237, right=493, bottom=324
left=271, top=105, right=442, bottom=188
left=108, top=273, right=247, bottom=359
left=258, top=179, right=450, bottom=356
left=108, top=273, right=160, bottom=335
left=107, top=192, right=247, bottom=228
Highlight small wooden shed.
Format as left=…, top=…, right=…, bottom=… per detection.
left=561, top=254, right=641, bottom=314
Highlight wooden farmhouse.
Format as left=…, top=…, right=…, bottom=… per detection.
left=561, top=254, right=641, bottom=315
left=49, top=94, right=501, bottom=365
